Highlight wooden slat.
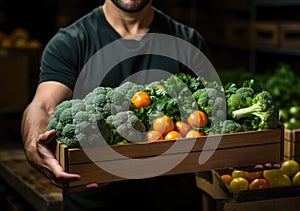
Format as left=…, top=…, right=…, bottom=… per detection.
left=279, top=23, right=300, bottom=48
left=223, top=196, right=300, bottom=211
left=284, top=129, right=300, bottom=160
left=65, top=128, right=282, bottom=165
left=67, top=142, right=281, bottom=187
left=252, top=22, right=279, bottom=46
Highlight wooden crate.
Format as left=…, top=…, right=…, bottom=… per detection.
left=251, top=22, right=279, bottom=46
left=279, top=23, right=300, bottom=49
left=196, top=169, right=300, bottom=211
left=284, top=128, right=300, bottom=162
left=55, top=126, right=284, bottom=188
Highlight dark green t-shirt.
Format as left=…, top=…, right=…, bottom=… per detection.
left=39, top=6, right=208, bottom=90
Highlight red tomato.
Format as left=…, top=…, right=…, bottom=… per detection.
left=185, top=129, right=205, bottom=138
left=146, top=130, right=163, bottom=142
left=187, top=110, right=208, bottom=128
left=174, top=121, right=191, bottom=137
left=164, top=131, right=182, bottom=141
left=152, top=115, right=174, bottom=136
left=249, top=178, right=269, bottom=190
left=244, top=171, right=263, bottom=183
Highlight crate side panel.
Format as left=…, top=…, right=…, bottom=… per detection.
left=67, top=142, right=281, bottom=187
left=67, top=128, right=282, bottom=165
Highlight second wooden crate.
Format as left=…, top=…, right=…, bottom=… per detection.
left=284, top=128, right=300, bottom=162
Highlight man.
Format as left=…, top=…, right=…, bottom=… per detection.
left=21, top=0, right=208, bottom=210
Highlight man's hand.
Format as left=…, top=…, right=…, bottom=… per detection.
left=25, top=129, right=81, bottom=189
left=26, top=129, right=109, bottom=192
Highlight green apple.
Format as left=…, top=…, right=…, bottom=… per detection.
left=263, top=169, right=283, bottom=181
left=282, top=174, right=292, bottom=186
left=280, top=160, right=300, bottom=177
left=231, top=170, right=246, bottom=179
left=292, top=171, right=300, bottom=186
left=229, top=177, right=249, bottom=192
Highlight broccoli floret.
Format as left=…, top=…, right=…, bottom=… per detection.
left=74, top=121, right=100, bottom=146
left=58, top=108, right=73, bottom=125
left=239, top=117, right=260, bottom=131
left=192, top=88, right=217, bottom=116
left=103, top=111, right=146, bottom=144
left=231, top=91, right=279, bottom=130
left=52, top=100, right=73, bottom=119
left=46, top=117, right=58, bottom=131
left=61, top=123, right=75, bottom=138
left=220, top=120, right=244, bottom=134
left=227, top=87, right=255, bottom=117
left=83, top=86, right=113, bottom=120
left=60, top=124, right=78, bottom=148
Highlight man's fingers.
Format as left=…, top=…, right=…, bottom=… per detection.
left=46, top=157, right=81, bottom=182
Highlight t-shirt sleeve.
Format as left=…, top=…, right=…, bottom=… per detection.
left=39, top=29, right=80, bottom=90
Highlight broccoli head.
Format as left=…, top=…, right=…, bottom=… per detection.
left=102, top=110, right=146, bottom=144
left=231, top=90, right=279, bottom=130
left=47, top=86, right=118, bottom=147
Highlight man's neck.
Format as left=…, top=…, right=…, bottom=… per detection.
left=102, top=1, right=154, bottom=38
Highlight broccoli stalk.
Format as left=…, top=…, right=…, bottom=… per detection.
left=231, top=91, right=279, bottom=130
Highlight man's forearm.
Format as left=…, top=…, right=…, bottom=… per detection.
left=21, top=102, right=53, bottom=149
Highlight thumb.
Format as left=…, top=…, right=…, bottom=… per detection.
left=42, top=130, right=56, bottom=144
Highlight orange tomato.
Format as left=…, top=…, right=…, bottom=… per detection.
left=187, top=110, right=208, bottom=128
left=164, top=131, right=182, bottom=141
left=131, top=91, right=151, bottom=109
left=152, top=115, right=174, bottom=136
left=185, top=129, right=205, bottom=138
left=146, top=130, right=163, bottom=142
left=244, top=171, right=263, bottom=183
left=220, top=174, right=233, bottom=185
left=249, top=178, right=269, bottom=190
left=174, top=121, right=191, bottom=137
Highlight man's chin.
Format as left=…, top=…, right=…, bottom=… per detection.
left=111, top=0, right=151, bottom=13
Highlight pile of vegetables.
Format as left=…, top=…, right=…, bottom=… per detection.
left=47, top=73, right=279, bottom=148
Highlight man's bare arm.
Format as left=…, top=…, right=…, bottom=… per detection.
left=21, top=81, right=81, bottom=187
